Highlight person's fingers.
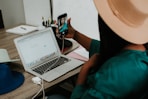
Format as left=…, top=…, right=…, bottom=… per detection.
left=67, top=18, right=71, bottom=24
left=67, top=18, right=72, bottom=27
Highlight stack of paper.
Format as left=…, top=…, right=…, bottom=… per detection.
left=67, top=46, right=89, bottom=61
left=6, top=25, right=38, bottom=35
left=0, top=49, right=20, bottom=63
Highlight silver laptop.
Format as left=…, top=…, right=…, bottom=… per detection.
left=14, top=28, right=84, bottom=82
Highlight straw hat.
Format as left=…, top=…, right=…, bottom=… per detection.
left=0, top=64, right=24, bottom=94
left=93, top=0, right=148, bottom=44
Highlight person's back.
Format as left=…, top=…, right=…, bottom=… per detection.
left=48, top=0, right=148, bottom=98
left=70, top=0, right=148, bottom=99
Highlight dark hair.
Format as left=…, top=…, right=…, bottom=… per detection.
left=144, top=43, right=148, bottom=50
left=98, top=15, right=131, bottom=64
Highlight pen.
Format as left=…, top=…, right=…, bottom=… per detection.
left=20, top=27, right=27, bottom=30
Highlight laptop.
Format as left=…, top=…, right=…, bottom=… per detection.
left=14, top=28, right=84, bottom=82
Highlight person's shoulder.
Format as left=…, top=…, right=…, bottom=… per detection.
left=104, top=50, right=148, bottom=69
left=118, top=50, right=148, bottom=60
left=103, top=52, right=136, bottom=68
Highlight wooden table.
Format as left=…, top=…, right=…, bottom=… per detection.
left=0, top=29, right=81, bottom=99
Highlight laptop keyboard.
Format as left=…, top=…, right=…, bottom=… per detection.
left=32, top=57, right=70, bottom=75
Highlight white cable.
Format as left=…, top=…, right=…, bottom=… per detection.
left=40, top=43, right=64, bottom=98
left=39, top=35, right=65, bottom=98
left=32, top=83, right=43, bottom=99
left=32, top=55, right=61, bottom=99
left=41, top=78, right=45, bottom=99
left=61, top=35, right=65, bottom=54
left=43, top=57, right=61, bottom=74
left=32, top=34, right=65, bottom=99
left=32, top=78, right=46, bottom=99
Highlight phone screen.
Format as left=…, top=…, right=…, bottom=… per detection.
left=58, top=13, right=68, bottom=35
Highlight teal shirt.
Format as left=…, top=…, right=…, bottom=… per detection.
left=70, top=39, right=148, bottom=99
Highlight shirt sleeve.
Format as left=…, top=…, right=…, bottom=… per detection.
left=89, top=39, right=100, bottom=57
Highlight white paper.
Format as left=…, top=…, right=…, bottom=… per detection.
left=74, top=46, right=89, bottom=59
left=6, top=25, right=38, bottom=35
left=0, top=49, right=20, bottom=63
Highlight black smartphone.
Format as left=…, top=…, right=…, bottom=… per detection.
left=57, top=13, right=68, bottom=35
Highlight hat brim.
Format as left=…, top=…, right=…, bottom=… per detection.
left=0, top=71, right=24, bottom=95
left=94, top=0, right=148, bottom=44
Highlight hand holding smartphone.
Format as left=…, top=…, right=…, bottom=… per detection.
left=58, top=13, right=68, bottom=36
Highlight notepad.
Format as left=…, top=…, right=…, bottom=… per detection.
left=6, top=25, right=38, bottom=35
left=67, top=46, right=89, bottom=61
left=74, top=46, right=89, bottom=59
left=0, top=49, right=20, bottom=63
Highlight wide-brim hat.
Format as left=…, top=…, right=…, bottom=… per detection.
left=0, top=64, right=24, bottom=95
left=93, top=0, right=148, bottom=44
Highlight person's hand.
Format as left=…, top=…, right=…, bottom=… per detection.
left=55, top=18, right=76, bottom=39
left=64, top=18, right=76, bottom=38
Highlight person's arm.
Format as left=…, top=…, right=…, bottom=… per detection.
left=71, top=54, right=101, bottom=99
left=73, top=31, right=92, bottom=51
left=66, top=19, right=92, bottom=51
left=76, top=61, right=91, bottom=85
left=76, top=53, right=100, bottom=85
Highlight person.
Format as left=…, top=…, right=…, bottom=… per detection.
left=69, top=16, right=148, bottom=99
left=70, top=0, right=148, bottom=99
left=48, top=0, right=148, bottom=99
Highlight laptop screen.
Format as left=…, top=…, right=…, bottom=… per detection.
left=16, top=29, right=58, bottom=67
